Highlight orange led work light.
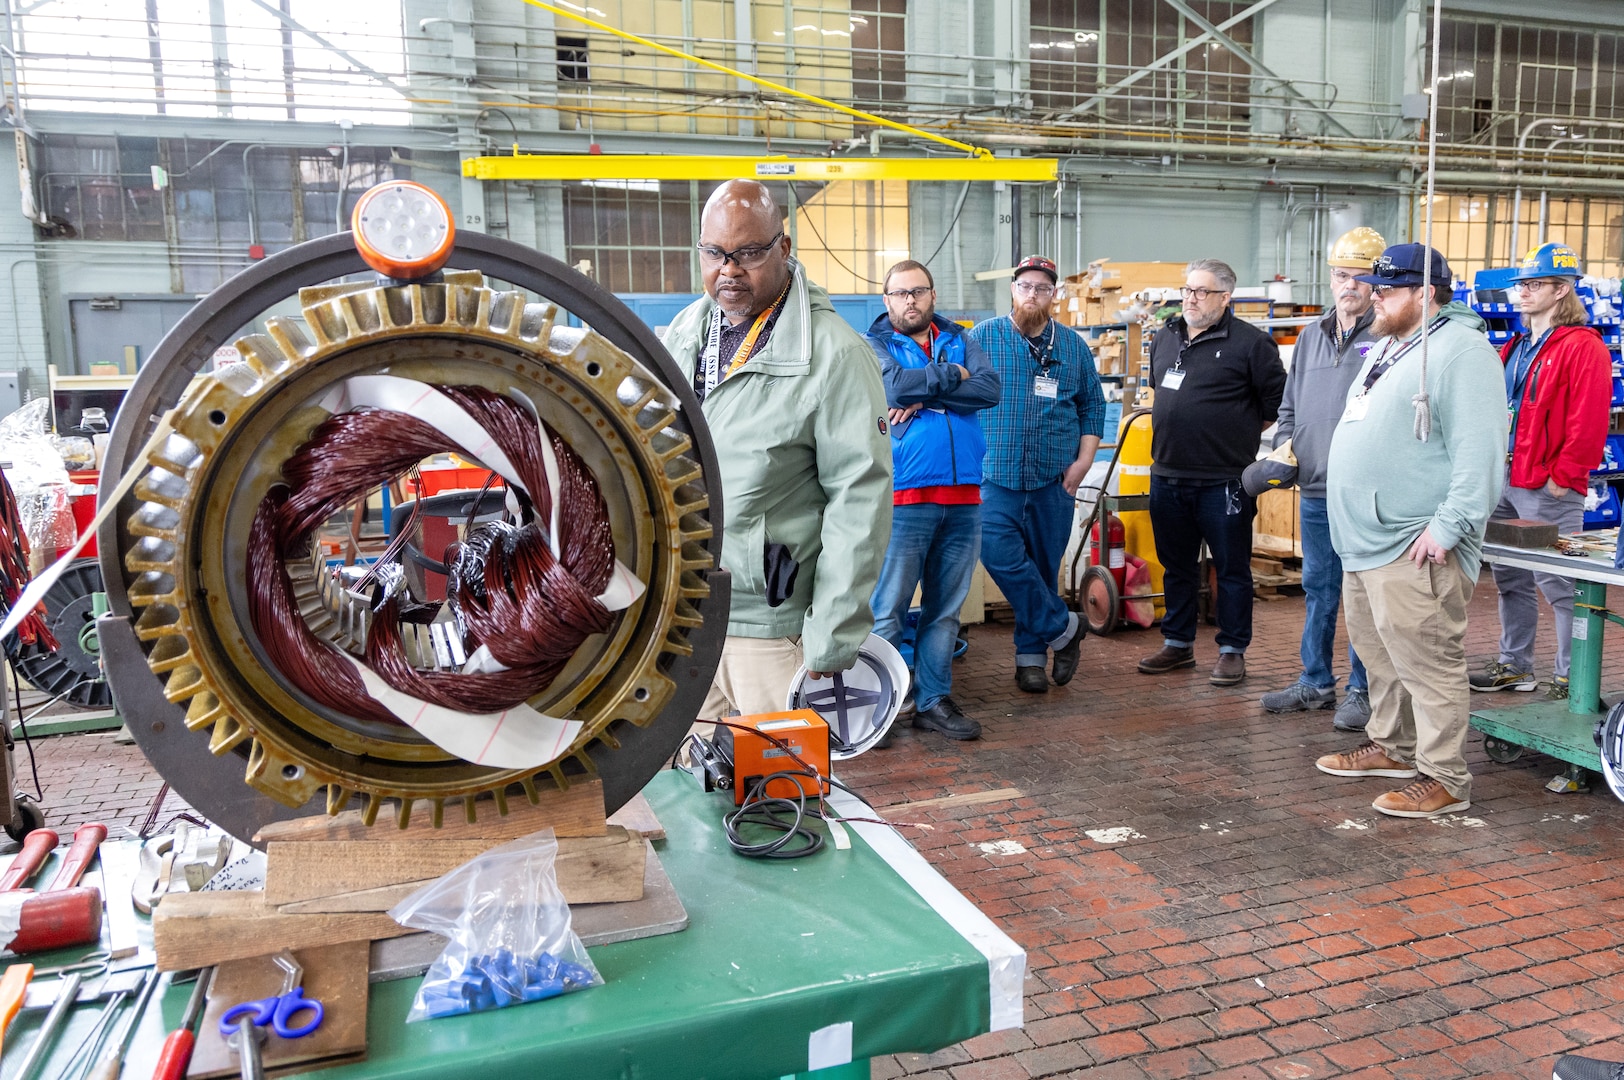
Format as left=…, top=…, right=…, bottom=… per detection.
left=351, top=180, right=456, bottom=280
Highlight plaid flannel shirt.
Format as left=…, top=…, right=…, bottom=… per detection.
left=969, top=315, right=1106, bottom=491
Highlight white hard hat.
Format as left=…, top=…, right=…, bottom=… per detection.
left=1599, top=700, right=1624, bottom=804
left=785, top=634, right=912, bottom=759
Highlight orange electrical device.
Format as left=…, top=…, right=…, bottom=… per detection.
left=713, top=710, right=830, bottom=806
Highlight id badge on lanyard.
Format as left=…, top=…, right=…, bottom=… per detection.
left=1034, top=374, right=1059, bottom=399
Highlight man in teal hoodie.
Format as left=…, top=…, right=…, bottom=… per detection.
left=1314, top=244, right=1506, bottom=818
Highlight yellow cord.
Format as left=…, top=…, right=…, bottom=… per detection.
left=516, top=0, right=993, bottom=159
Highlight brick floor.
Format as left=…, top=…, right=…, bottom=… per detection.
left=13, top=583, right=1624, bottom=1077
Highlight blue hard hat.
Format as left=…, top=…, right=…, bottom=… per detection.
left=1511, top=242, right=1582, bottom=281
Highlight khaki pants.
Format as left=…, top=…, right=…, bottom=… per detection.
left=1342, top=552, right=1475, bottom=801
left=697, top=635, right=805, bottom=720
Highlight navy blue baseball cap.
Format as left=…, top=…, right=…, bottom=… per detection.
left=1355, top=243, right=1453, bottom=287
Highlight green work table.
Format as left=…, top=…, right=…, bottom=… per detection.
left=1469, top=539, right=1624, bottom=775
left=56, top=771, right=1022, bottom=1080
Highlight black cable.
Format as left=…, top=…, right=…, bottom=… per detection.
left=919, top=180, right=972, bottom=271
left=795, top=207, right=885, bottom=287
left=723, top=770, right=827, bottom=859
left=8, top=659, right=42, bottom=801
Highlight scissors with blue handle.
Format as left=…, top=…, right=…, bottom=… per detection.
left=218, top=950, right=325, bottom=1040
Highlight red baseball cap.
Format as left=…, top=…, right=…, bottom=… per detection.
left=1014, top=255, right=1058, bottom=283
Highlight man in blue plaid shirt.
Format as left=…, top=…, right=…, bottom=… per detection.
left=969, top=256, right=1107, bottom=694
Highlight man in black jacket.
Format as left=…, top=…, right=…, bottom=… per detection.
left=1138, top=259, right=1286, bottom=686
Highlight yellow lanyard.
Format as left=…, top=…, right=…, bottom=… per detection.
left=720, top=278, right=793, bottom=383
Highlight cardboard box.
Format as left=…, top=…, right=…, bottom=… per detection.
left=1086, top=259, right=1190, bottom=295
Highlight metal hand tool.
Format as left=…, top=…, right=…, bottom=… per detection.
left=151, top=968, right=211, bottom=1080
left=11, top=970, right=80, bottom=1080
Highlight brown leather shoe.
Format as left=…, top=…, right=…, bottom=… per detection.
left=1315, top=741, right=1419, bottom=779
left=1210, top=652, right=1246, bottom=686
left=1137, top=645, right=1195, bottom=675
left=1373, top=776, right=1469, bottom=818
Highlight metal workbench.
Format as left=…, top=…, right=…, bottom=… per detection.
left=1469, top=538, right=1624, bottom=778
left=10, top=770, right=1024, bottom=1080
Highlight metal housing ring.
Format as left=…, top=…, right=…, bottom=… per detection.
left=100, top=235, right=727, bottom=835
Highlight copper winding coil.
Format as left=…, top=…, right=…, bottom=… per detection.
left=248, top=388, right=616, bottom=719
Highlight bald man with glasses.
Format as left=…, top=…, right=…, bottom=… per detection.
left=662, top=180, right=892, bottom=720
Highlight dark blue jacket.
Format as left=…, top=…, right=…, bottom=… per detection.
left=866, top=312, right=1002, bottom=492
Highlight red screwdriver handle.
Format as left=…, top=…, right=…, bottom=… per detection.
left=0, top=829, right=59, bottom=892
left=45, top=823, right=106, bottom=892
left=150, top=1029, right=195, bottom=1080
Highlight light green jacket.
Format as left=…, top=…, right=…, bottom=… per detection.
left=1326, top=302, right=1507, bottom=582
left=662, top=261, right=893, bottom=673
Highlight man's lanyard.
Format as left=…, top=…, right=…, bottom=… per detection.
left=698, top=277, right=792, bottom=398
left=1507, top=327, right=1553, bottom=408
left=1360, top=314, right=1449, bottom=396
left=1018, top=317, right=1056, bottom=376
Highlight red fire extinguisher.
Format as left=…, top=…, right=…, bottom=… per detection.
left=1091, top=512, right=1126, bottom=591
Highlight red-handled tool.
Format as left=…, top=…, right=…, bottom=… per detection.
left=0, top=830, right=59, bottom=892
left=150, top=968, right=211, bottom=1080
left=45, top=823, right=106, bottom=892
left=3, top=887, right=103, bottom=954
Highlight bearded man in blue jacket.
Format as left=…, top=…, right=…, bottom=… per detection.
left=866, top=260, right=1001, bottom=743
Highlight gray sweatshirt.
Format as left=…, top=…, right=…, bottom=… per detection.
left=1273, top=308, right=1378, bottom=499
left=1326, top=302, right=1507, bottom=582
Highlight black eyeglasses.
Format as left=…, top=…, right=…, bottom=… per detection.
left=884, top=286, right=934, bottom=302
left=697, top=231, right=784, bottom=268
left=1179, top=286, right=1229, bottom=301
left=1013, top=281, right=1055, bottom=297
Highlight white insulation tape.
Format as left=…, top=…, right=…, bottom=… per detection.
left=342, top=654, right=581, bottom=769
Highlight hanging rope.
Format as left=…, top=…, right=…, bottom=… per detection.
left=1414, top=0, right=1446, bottom=442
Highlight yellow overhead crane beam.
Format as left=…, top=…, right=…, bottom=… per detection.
left=467, top=0, right=1059, bottom=185
left=461, top=155, right=1059, bottom=183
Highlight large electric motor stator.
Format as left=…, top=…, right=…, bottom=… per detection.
left=96, top=184, right=727, bottom=843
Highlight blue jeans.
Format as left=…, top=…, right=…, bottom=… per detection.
left=980, top=481, right=1077, bottom=667
left=1148, top=476, right=1254, bottom=653
left=870, top=503, right=981, bottom=713
left=1299, top=496, right=1366, bottom=691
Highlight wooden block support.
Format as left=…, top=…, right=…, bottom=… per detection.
left=152, top=891, right=416, bottom=972
left=265, top=827, right=647, bottom=912
left=188, top=941, right=370, bottom=1079
left=253, top=778, right=608, bottom=844
left=1485, top=517, right=1560, bottom=549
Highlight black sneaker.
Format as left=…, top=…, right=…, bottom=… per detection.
left=1052, top=621, right=1085, bottom=686
left=914, top=697, right=982, bottom=740
left=1552, top=1053, right=1624, bottom=1080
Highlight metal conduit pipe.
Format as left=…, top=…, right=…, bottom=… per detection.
left=998, top=133, right=1624, bottom=179
left=1509, top=118, right=1624, bottom=255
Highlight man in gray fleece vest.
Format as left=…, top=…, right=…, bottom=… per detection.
left=1314, top=244, right=1506, bottom=819
left=1260, top=228, right=1385, bottom=731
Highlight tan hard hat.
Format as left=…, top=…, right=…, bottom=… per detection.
left=1328, top=227, right=1387, bottom=269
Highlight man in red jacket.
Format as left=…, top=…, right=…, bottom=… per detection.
left=1470, top=243, right=1612, bottom=697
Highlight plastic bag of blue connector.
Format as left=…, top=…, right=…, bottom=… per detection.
left=388, top=828, right=604, bottom=1021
